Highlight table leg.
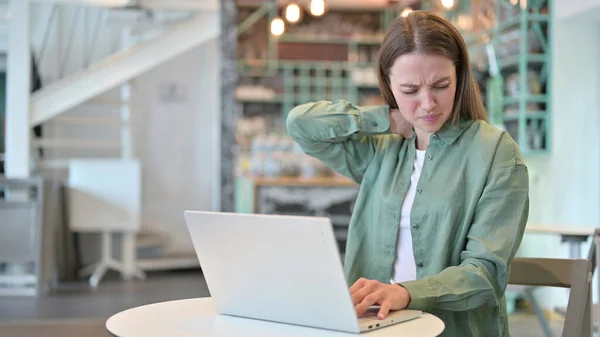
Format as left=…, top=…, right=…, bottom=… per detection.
left=569, top=242, right=581, bottom=260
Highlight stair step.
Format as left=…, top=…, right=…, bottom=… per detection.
left=32, top=139, right=121, bottom=149
left=53, top=115, right=125, bottom=127
left=39, top=157, right=130, bottom=170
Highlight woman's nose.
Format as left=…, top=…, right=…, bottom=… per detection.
left=420, top=91, right=437, bottom=111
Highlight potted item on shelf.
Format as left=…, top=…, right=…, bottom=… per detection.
left=351, top=67, right=378, bottom=87
left=527, top=120, right=545, bottom=151
left=504, top=71, right=542, bottom=98
left=235, top=85, right=276, bottom=102
left=263, top=154, right=282, bottom=178
left=249, top=153, right=266, bottom=177
left=279, top=152, right=300, bottom=177
left=498, top=30, right=542, bottom=58
left=300, top=156, right=319, bottom=178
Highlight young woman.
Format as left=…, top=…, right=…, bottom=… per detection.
left=286, top=10, right=529, bottom=337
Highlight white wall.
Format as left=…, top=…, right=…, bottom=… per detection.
left=28, top=4, right=220, bottom=256
left=555, top=0, right=600, bottom=20
left=518, top=8, right=600, bottom=309
left=132, top=38, right=220, bottom=254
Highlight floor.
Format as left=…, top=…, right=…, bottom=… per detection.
left=0, top=269, right=564, bottom=337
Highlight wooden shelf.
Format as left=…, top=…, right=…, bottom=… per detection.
left=503, top=95, right=547, bottom=106
left=503, top=111, right=547, bottom=122
left=499, top=53, right=547, bottom=71
left=249, top=176, right=357, bottom=187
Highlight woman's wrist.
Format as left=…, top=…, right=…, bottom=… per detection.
left=396, top=283, right=412, bottom=307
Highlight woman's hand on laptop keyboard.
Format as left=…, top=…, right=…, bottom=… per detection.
left=350, top=278, right=411, bottom=320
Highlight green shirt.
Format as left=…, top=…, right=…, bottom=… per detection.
left=286, top=100, right=529, bottom=337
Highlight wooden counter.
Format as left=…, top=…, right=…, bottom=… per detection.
left=235, top=176, right=359, bottom=224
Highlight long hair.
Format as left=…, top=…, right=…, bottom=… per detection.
left=377, top=10, right=488, bottom=123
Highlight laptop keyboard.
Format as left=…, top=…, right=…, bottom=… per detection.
left=358, top=307, right=380, bottom=321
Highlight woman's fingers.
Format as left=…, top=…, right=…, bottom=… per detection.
left=350, top=279, right=379, bottom=304
left=355, top=291, right=384, bottom=317
left=351, top=283, right=375, bottom=305
left=377, top=299, right=393, bottom=320
left=349, top=278, right=368, bottom=294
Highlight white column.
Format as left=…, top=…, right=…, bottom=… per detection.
left=5, top=0, right=32, bottom=178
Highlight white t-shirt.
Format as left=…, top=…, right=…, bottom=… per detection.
left=391, top=149, right=426, bottom=284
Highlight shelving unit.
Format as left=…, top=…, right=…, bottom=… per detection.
left=235, top=5, right=392, bottom=128
left=496, top=0, right=550, bottom=154
left=239, top=59, right=379, bottom=95
left=233, top=7, right=389, bottom=245
left=238, top=60, right=368, bottom=120
left=236, top=0, right=552, bottom=153
left=464, top=0, right=551, bottom=154
left=433, top=0, right=551, bottom=154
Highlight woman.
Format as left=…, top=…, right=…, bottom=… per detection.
left=286, top=10, right=529, bottom=337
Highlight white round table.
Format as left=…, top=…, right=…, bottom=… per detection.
left=106, top=297, right=445, bottom=337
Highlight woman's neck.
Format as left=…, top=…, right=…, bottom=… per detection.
left=415, top=129, right=432, bottom=150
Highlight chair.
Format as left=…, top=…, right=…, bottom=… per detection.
left=0, top=176, right=57, bottom=296
left=508, top=240, right=596, bottom=337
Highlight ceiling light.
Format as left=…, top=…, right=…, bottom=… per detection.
left=400, top=7, right=413, bottom=18
left=270, top=17, right=285, bottom=36
left=285, top=3, right=302, bottom=24
left=310, top=0, right=326, bottom=17
left=441, top=0, right=455, bottom=9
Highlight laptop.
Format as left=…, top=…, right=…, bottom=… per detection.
left=183, top=211, right=422, bottom=333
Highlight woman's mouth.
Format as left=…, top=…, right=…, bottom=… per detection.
left=421, top=114, right=440, bottom=123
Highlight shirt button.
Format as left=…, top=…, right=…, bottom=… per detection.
left=432, top=134, right=439, bottom=139
left=427, top=154, right=432, bottom=160
left=417, top=188, right=422, bottom=194
left=372, top=121, right=378, bottom=127
left=412, top=224, right=419, bottom=229
left=417, top=263, right=424, bottom=268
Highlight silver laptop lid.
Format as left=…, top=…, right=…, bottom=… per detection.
left=184, top=211, right=360, bottom=333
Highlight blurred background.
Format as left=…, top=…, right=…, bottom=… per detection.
left=0, top=0, right=598, bottom=336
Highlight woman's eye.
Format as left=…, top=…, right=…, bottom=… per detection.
left=401, top=90, right=417, bottom=95
left=435, top=85, right=449, bottom=90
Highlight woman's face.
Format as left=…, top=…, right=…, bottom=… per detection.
left=388, top=52, right=457, bottom=137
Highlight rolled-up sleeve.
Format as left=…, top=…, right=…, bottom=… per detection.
left=286, top=100, right=392, bottom=183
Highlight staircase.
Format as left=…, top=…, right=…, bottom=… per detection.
left=23, top=1, right=218, bottom=276
left=30, top=11, right=219, bottom=126
left=36, top=86, right=132, bottom=172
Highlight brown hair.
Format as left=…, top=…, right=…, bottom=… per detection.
left=377, top=10, right=488, bottom=123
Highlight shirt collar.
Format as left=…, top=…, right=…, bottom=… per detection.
left=433, top=118, right=474, bottom=145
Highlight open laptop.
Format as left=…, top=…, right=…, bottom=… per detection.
left=183, top=211, right=422, bottom=333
